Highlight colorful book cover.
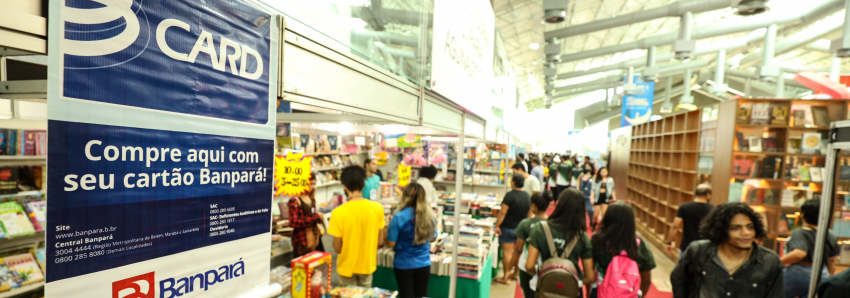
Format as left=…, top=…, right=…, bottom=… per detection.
left=25, top=201, right=45, bottom=232
left=35, top=131, right=46, bottom=156
left=0, top=202, right=35, bottom=238
left=5, top=130, right=15, bottom=156
left=737, top=104, right=752, bottom=124
left=0, top=168, right=17, bottom=195
left=3, top=254, right=43, bottom=285
left=33, top=249, right=45, bottom=273
left=799, top=166, right=811, bottom=181
left=0, top=261, right=18, bottom=291
left=23, top=131, right=36, bottom=156
left=750, top=103, right=771, bottom=125
left=0, top=129, right=7, bottom=155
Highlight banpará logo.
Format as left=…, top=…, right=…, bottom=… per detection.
left=113, top=272, right=155, bottom=298
left=62, top=0, right=142, bottom=57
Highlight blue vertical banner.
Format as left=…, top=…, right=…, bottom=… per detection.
left=620, top=81, right=656, bottom=127
left=47, top=1, right=277, bottom=297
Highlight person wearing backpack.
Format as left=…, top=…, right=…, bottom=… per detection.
left=525, top=188, right=595, bottom=298
left=590, top=202, right=655, bottom=298
left=511, top=191, right=553, bottom=298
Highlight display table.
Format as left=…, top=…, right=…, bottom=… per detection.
left=371, top=254, right=493, bottom=298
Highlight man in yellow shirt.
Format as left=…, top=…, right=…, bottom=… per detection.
left=328, top=165, right=386, bottom=287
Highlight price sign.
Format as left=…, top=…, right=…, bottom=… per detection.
left=398, top=162, right=412, bottom=187
left=274, top=152, right=313, bottom=196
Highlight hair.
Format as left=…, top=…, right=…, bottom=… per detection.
left=583, top=162, right=595, bottom=173
left=592, top=202, right=639, bottom=260
left=419, top=165, right=438, bottom=179
left=340, top=165, right=366, bottom=192
left=306, top=173, right=317, bottom=201
left=595, top=166, right=609, bottom=182
left=699, top=202, right=767, bottom=245
left=518, top=153, right=525, bottom=159
left=511, top=173, right=525, bottom=188
left=397, top=183, right=436, bottom=246
left=530, top=191, right=552, bottom=213
left=511, top=163, right=525, bottom=172
left=695, top=185, right=712, bottom=197
left=561, top=155, right=569, bottom=162
left=547, top=188, right=587, bottom=242
left=801, top=199, right=821, bottom=225
left=363, top=158, right=374, bottom=168
left=531, top=158, right=540, bottom=166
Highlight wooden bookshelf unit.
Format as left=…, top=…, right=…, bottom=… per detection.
left=627, top=110, right=701, bottom=257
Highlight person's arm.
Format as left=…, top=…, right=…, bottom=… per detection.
left=525, top=245, right=539, bottom=275
left=581, top=257, right=596, bottom=286
left=640, top=271, right=652, bottom=296
left=609, top=178, right=616, bottom=201
left=495, top=203, right=509, bottom=235
left=333, top=236, right=343, bottom=254
left=780, top=249, right=807, bottom=266
left=510, top=238, right=526, bottom=274
left=386, top=215, right=399, bottom=249
left=828, top=255, right=839, bottom=275
left=378, top=227, right=386, bottom=248
left=665, top=217, right=683, bottom=253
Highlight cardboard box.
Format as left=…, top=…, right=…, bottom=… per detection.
left=291, top=251, right=332, bottom=298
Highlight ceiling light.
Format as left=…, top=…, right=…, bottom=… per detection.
left=373, top=41, right=385, bottom=47
left=530, top=43, right=540, bottom=49
left=543, top=0, right=569, bottom=23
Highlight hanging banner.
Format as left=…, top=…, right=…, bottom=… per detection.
left=47, top=0, right=276, bottom=297
left=398, top=162, right=412, bottom=187
left=431, top=0, right=495, bottom=118
left=621, top=81, right=656, bottom=127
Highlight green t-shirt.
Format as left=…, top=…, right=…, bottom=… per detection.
left=592, top=237, right=657, bottom=277
left=527, top=223, right=592, bottom=277
left=515, top=217, right=546, bottom=248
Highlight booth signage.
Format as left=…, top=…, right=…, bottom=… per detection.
left=47, top=0, right=277, bottom=297
left=275, top=153, right=313, bottom=196
left=620, top=81, right=656, bottom=127
left=430, top=0, right=495, bottom=118
left=398, top=162, right=412, bottom=187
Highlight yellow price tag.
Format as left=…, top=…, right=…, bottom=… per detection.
left=398, top=162, right=412, bottom=187
left=274, top=152, right=313, bottom=196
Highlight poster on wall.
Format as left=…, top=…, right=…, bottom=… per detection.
left=431, top=0, right=495, bottom=118
left=47, top=1, right=277, bottom=297
left=620, top=81, right=656, bottom=127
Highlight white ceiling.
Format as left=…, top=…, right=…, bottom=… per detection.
left=493, top=0, right=847, bottom=111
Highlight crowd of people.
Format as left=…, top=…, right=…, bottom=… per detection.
left=285, top=152, right=849, bottom=298
left=498, top=152, right=849, bottom=298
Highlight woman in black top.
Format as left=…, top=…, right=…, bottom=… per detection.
left=780, top=199, right=840, bottom=298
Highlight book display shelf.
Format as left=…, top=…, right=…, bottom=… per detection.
left=627, top=110, right=702, bottom=255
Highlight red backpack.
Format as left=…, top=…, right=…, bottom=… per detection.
left=597, top=238, right=642, bottom=298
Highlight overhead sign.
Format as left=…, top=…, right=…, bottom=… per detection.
left=431, top=0, right=495, bottom=118
left=620, top=81, right=657, bottom=127
left=47, top=0, right=276, bottom=297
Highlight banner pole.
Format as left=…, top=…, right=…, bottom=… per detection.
left=449, top=113, right=466, bottom=298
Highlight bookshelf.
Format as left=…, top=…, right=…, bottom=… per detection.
left=697, top=99, right=850, bottom=256
left=627, top=110, right=702, bottom=258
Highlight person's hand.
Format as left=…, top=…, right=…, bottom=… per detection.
left=495, top=227, right=502, bottom=236
left=664, top=244, right=675, bottom=254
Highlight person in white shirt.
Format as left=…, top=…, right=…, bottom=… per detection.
left=511, top=163, right=540, bottom=196
left=415, top=165, right=439, bottom=208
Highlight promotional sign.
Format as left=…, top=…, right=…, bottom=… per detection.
left=47, top=1, right=277, bottom=297
left=398, top=162, right=412, bottom=187
left=620, top=81, right=657, bottom=127
left=275, top=153, right=313, bottom=196
left=431, top=0, right=495, bottom=118
left=385, top=133, right=421, bottom=148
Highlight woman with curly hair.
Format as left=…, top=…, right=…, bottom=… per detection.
left=670, top=202, right=784, bottom=298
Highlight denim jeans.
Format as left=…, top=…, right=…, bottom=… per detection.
left=783, top=263, right=829, bottom=298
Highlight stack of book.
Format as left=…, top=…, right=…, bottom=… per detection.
left=0, top=249, right=45, bottom=291
left=454, top=227, right=485, bottom=279
left=376, top=247, right=395, bottom=268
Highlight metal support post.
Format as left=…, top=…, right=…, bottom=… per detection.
left=830, top=54, right=841, bottom=82
left=448, top=113, right=466, bottom=298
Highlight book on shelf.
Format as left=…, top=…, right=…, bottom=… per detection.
left=810, top=106, right=830, bottom=127
left=0, top=202, right=35, bottom=238
left=737, top=104, right=753, bottom=124
left=747, top=136, right=763, bottom=152
left=771, top=105, right=789, bottom=125
left=792, top=106, right=810, bottom=127
left=750, top=103, right=771, bottom=125
left=0, top=261, right=16, bottom=291
left=729, top=182, right=744, bottom=202
left=732, top=159, right=754, bottom=176
left=3, top=253, right=44, bottom=285
left=787, top=137, right=802, bottom=154
left=763, top=137, right=778, bottom=152
left=33, top=249, right=44, bottom=274
left=810, top=167, right=823, bottom=182
left=799, top=166, right=811, bottom=182
left=735, top=132, right=748, bottom=152
left=24, top=201, right=45, bottom=232
left=781, top=190, right=794, bottom=207
left=801, top=132, right=822, bottom=154
left=760, top=157, right=782, bottom=179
